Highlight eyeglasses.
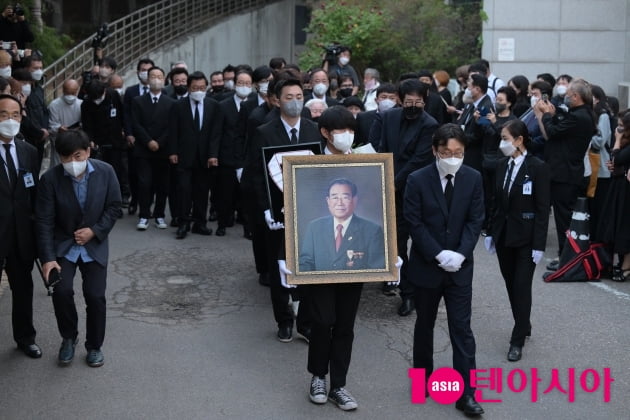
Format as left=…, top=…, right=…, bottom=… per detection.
left=404, top=100, right=425, bottom=107
left=340, top=84, right=354, bottom=89
left=437, top=150, right=464, bottom=159
left=236, top=81, right=252, bottom=87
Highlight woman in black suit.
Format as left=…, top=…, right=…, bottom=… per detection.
left=485, top=119, right=550, bottom=362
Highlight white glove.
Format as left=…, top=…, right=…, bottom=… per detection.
left=278, top=260, right=296, bottom=288
left=388, top=256, right=403, bottom=286
left=236, top=168, right=243, bottom=182
left=438, top=250, right=465, bottom=272
left=264, top=209, right=284, bottom=230
left=435, top=250, right=449, bottom=265
left=532, top=250, right=544, bottom=265
left=484, top=236, right=496, bottom=254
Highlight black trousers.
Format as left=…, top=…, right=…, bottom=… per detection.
left=550, top=181, right=581, bottom=256
left=496, top=236, right=535, bottom=347
left=2, top=241, right=35, bottom=346
left=137, top=157, right=169, bottom=219
left=168, top=162, right=180, bottom=222
left=54, top=257, right=107, bottom=351
left=413, top=276, right=476, bottom=396
left=307, top=282, right=362, bottom=389
left=127, top=149, right=138, bottom=205
left=395, top=190, right=412, bottom=299
left=177, top=165, right=211, bottom=224
left=216, top=166, right=239, bottom=228
left=242, top=184, right=268, bottom=274
left=100, top=147, right=130, bottom=199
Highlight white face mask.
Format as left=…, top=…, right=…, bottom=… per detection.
left=530, top=96, right=539, bottom=108
left=62, top=94, right=77, bottom=105
left=499, top=139, right=517, bottom=157
left=554, top=85, right=567, bottom=96
left=138, top=71, right=148, bottom=82
left=331, top=131, right=354, bottom=153
left=62, top=159, right=88, bottom=178
left=437, top=156, right=463, bottom=176
left=149, top=79, right=164, bottom=91
left=257, top=82, right=269, bottom=95
left=0, top=66, right=11, bottom=78
left=378, top=99, right=395, bottom=113
left=189, top=91, right=206, bottom=103
left=339, top=56, right=350, bottom=66
left=462, top=88, right=473, bottom=104
left=31, top=69, right=44, bottom=81
left=224, top=80, right=235, bottom=90
left=0, top=118, right=20, bottom=138
left=313, top=83, right=328, bottom=97
left=235, top=86, right=252, bottom=99
left=99, top=68, right=112, bottom=79
left=21, top=83, right=31, bottom=97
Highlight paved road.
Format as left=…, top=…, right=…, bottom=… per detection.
left=1, top=211, right=629, bottom=419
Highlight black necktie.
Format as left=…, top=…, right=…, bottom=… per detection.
left=504, top=160, right=515, bottom=194
left=290, top=128, right=298, bottom=144
left=3, top=143, right=17, bottom=189
left=152, top=96, right=158, bottom=104
left=142, top=86, right=148, bottom=95
left=194, top=101, right=200, bottom=131
left=444, top=174, right=453, bottom=210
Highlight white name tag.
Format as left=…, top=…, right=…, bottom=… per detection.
left=522, top=181, right=532, bottom=195
left=23, top=172, right=34, bottom=188
left=110, top=107, right=117, bottom=118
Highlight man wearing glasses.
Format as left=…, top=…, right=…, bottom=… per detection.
left=378, top=79, right=438, bottom=315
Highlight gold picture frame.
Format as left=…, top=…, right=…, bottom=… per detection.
left=283, top=153, right=398, bottom=284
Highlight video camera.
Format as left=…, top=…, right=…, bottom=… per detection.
left=323, top=43, right=343, bottom=67
left=7, top=3, right=25, bottom=17
left=91, top=23, right=110, bottom=49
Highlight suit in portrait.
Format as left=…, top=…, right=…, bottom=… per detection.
left=0, top=139, right=40, bottom=349
left=404, top=163, right=484, bottom=396
left=299, top=215, right=385, bottom=272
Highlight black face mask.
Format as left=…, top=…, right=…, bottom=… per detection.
left=404, top=105, right=422, bottom=119
left=494, top=103, right=507, bottom=114
left=339, top=88, right=353, bottom=98
left=212, top=85, right=224, bottom=93
left=174, top=85, right=188, bottom=96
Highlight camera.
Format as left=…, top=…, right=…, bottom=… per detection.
left=91, top=23, right=110, bottom=49
left=13, top=3, right=24, bottom=16
left=323, top=43, right=343, bottom=66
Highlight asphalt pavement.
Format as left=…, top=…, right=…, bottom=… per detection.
left=1, top=209, right=629, bottom=419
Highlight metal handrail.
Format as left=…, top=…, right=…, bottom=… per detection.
left=42, top=0, right=275, bottom=102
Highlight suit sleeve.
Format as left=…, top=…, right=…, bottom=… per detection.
left=208, top=101, right=223, bottom=160
left=132, top=97, right=152, bottom=147
left=298, top=222, right=316, bottom=271
left=404, top=173, right=443, bottom=262
left=251, top=127, right=271, bottom=211
left=532, top=161, right=551, bottom=251
left=456, top=171, right=485, bottom=259
left=89, top=165, right=123, bottom=242
left=35, top=172, right=57, bottom=263
left=123, top=89, right=135, bottom=137
left=395, top=118, right=437, bottom=191
left=167, top=103, right=180, bottom=156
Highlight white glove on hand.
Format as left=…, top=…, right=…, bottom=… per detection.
left=389, top=256, right=403, bottom=286
left=438, top=250, right=465, bottom=272
left=532, top=250, right=544, bottom=265
left=484, top=236, right=496, bottom=254
left=435, top=250, right=450, bottom=265
left=236, top=168, right=243, bottom=183
left=278, top=260, right=296, bottom=289
left=264, top=209, right=284, bottom=230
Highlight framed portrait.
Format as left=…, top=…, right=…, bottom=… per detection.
left=262, top=142, right=322, bottom=219
left=283, top=153, right=398, bottom=284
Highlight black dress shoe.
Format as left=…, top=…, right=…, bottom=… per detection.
left=507, top=345, right=522, bottom=362
left=243, top=229, right=253, bottom=240
left=546, top=259, right=560, bottom=271
left=18, top=343, right=42, bottom=359
left=277, top=325, right=293, bottom=342
left=128, top=202, right=137, bottom=215
left=258, top=272, right=270, bottom=287
left=296, top=327, right=311, bottom=343
left=398, top=298, right=415, bottom=316
left=208, top=210, right=218, bottom=222
left=58, top=338, right=77, bottom=365
left=191, top=224, right=212, bottom=235
left=215, top=227, right=226, bottom=236
left=176, top=225, right=188, bottom=239
left=170, top=218, right=179, bottom=227
left=455, top=394, right=484, bottom=416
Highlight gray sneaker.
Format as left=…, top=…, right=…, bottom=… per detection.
left=309, top=375, right=327, bottom=404
left=328, top=387, right=358, bottom=410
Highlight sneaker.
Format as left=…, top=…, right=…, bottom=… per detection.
left=86, top=349, right=104, bottom=367
left=309, top=376, right=327, bottom=404
left=155, top=218, right=168, bottom=229
left=328, top=387, right=358, bottom=411
left=136, top=218, right=149, bottom=230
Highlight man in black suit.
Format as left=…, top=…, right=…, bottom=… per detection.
left=0, top=94, right=41, bottom=358
left=378, top=79, right=438, bottom=314
left=164, top=67, right=187, bottom=226
left=250, top=78, right=319, bottom=342
left=131, top=66, right=176, bottom=231
left=123, top=58, right=154, bottom=214
left=168, top=71, right=222, bottom=239
left=355, top=82, right=397, bottom=147
left=304, top=68, right=338, bottom=108
left=404, top=123, right=485, bottom=416
left=37, top=129, right=122, bottom=367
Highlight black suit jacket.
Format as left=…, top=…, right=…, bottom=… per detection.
left=378, top=107, right=438, bottom=191
left=455, top=95, right=494, bottom=172
left=36, top=159, right=122, bottom=267
left=132, top=93, right=176, bottom=158
left=168, top=97, right=223, bottom=169
left=250, top=117, right=321, bottom=217
left=489, top=154, right=551, bottom=250
left=404, top=164, right=484, bottom=288
left=123, top=83, right=148, bottom=137
left=0, top=139, right=39, bottom=261
left=218, top=96, right=246, bottom=168
left=355, top=110, right=377, bottom=146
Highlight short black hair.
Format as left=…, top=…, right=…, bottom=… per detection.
left=269, top=57, right=286, bottom=70
left=530, top=80, right=552, bottom=97
left=210, top=70, right=222, bottom=79
left=468, top=61, right=488, bottom=75
left=469, top=73, right=488, bottom=94
left=376, top=82, right=397, bottom=96
left=501, top=119, right=531, bottom=147
left=0, top=93, right=22, bottom=113
left=168, top=67, right=188, bottom=80
left=398, top=79, right=428, bottom=101
left=327, top=178, right=357, bottom=197
left=342, top=96, right=364, bottom=112
left=100, top=56, right=117, bottom=70
left=187, top=71, right=208, bottom=87
left=222, top=64, right=236, bottom=74
left=252, top=65, right=272, bottom=83
left=147, top=66, right=165, bottom=77
left=11, top=68, right=32, bottom=82
left=398, top=72, right=419, bottom=82
left=497, top=85, right=517, bottom=105
left=318, top=105, right=357, bottom=132
left=86, top=79, right=107, bottom=100
left=55, top=129, right=90, bottom=157
left=537, top=73, right=556, bottom=88
left=274, top=77, right=302, bottom=98
left=337, top=46, right=352, bottom=55
left=22, top=55, right=43, bottom=68
left=136, top=58, right=154, bottom=71
left=432, top=123, right=467, bottom=149
left=417, top=69, right=432, bottom=79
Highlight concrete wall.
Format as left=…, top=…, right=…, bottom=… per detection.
left=482, top=0, right=629, bottom=106
left=121, top=0, right=296, bottom=85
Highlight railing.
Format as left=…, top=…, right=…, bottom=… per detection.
left=42, top=0, right=276, bottom=102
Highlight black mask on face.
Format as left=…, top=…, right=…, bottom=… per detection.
left=174, top=85, right=188, bottom=96
left=339, top=87, right=353, bottom=98
left=404, top=105, right=422, bottom=119
left=494, top=103, right=507, bottom=114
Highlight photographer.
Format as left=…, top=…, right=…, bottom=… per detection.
left=323, top=46, right=359, bottom=96
left=0, top=3, right=33, bottom=50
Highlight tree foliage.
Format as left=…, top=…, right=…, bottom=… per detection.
left=299, top=0, right=482, bottom=82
